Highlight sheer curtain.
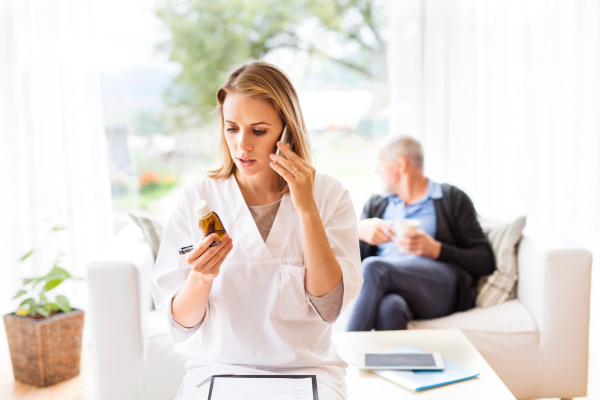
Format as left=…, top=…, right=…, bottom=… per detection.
left=0, top=0, right=113, bottom=317
left=389, top=0, right=600, bottom=348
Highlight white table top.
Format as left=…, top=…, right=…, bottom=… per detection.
left=332, top=329, right=516, bottom=400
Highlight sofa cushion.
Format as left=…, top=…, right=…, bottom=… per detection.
left=407, top=299, right=537, bottom=333
left=476, top=216, right=527, bottom=307
left=129, top=211, right=168, bottom=261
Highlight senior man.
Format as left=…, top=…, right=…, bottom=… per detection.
left=347, top=135, right=494, bottom=331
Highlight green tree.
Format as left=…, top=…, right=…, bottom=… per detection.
left=155, top=0, right=386, bottom=122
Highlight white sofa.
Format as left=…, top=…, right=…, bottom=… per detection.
left=87, top=222, right=592, bottom=400
left=408, top=227, right=593, bottom=400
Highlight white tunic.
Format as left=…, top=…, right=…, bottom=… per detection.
left=151, top=173, right=363, bottom=399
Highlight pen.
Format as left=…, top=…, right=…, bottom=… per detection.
left=179, top=245, right=194, bottom=255
left=178, top=241, right=222, bottom=255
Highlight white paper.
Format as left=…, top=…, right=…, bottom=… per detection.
left=210, top=376, right=314, bottom=400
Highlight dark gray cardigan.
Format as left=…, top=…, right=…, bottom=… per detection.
left=358, top=183, right=495, bottom=311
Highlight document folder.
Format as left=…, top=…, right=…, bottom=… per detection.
left=208, top=374, right=319, bottom=400
left=373, top=345, right=480, bottom=391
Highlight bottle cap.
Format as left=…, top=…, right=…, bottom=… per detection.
left=193, top=200, right=212, bottom=218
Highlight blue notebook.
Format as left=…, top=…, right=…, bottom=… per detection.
left=372, top=345, right=479, bottom=391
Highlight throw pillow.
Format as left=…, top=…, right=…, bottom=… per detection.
left=129, top=212, right=168, bottom=310
left=128, top=211, right=167, bottom=261
left=476, top=216, right=527, bottom=308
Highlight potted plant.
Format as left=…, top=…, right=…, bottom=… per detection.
left=3, top=225, right=84, bottom=387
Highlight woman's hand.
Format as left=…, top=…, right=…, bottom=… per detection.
left=271, top=141, right=342, bottom=297
left=269, top=141, right=317, bottom=215
left=186, top=233, right=233, bottom=281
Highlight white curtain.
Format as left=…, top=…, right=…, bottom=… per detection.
left=0, top=0, right=113, bottom=316
left=389, top=0, right=600, bottom=348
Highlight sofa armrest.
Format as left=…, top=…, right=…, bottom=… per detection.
left=86, top=223, right=155, bottom=400
left=517, top=230, right=592, bottom=397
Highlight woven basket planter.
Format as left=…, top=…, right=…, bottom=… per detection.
left=3, top=309, right=84, bottom=387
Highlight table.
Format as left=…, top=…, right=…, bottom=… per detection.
left=332, top=329, right=516, bottom=400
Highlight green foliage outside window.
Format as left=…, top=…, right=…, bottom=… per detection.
left=155, top=0, right=387, bottom=122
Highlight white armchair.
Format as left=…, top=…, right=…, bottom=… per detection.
left=87, top=222, right=592, bottom=400
left=408, top=227, right=593, bottom=400
left=87, top=223, right=186, bottom=400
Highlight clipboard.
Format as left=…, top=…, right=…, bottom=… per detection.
left=208, top=375, right=319, bottom=400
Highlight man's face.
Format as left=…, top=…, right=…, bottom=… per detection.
left=375, top=151, right=399, bottom=191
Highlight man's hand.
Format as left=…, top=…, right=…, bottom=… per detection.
left=395, top=229, right=442, bottom=259
left=358, top=218, right=395, bottom=245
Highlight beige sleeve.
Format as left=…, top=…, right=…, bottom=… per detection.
left=307, top=279, right=344, bottom=323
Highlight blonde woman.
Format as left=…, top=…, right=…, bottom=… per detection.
left=151, top=62, right=362, bottom=400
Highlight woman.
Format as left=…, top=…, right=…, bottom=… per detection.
left=151, top=62, right=362, bottom=400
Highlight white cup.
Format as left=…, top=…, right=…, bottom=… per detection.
left=394, top=219, right=420, bottom=236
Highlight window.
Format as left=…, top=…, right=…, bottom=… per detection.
left=95, top=0, right=389, bottom=231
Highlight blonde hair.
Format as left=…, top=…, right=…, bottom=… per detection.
left=207, top=62, right=314, bottom=193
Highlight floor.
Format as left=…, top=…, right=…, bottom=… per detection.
left=0, top=344, right=94, bottom=400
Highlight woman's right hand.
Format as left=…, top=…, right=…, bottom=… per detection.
left=186, top=233, right=233, bottom=281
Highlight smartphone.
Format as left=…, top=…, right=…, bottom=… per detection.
left=275, top=124, right=294, bottom=159
left=357, top=351, right=445, bottom=370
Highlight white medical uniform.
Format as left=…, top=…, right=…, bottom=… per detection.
left=151, top=173, right=363, bottom=400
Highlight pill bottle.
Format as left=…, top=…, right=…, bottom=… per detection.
left=194, top=200, right=227, bottom=247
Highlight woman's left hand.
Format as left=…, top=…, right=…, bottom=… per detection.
left=270, top=141, right=317, bottom=215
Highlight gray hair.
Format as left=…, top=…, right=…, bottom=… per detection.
left=377, top=135, right=424, bottom=171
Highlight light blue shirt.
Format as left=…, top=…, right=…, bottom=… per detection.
left=376, top=179, right=444, bottom=259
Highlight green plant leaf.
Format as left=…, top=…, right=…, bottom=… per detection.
left=42, top=279, right=64, bottom=292
left=22, top=277, right=37, bottom=285
left=40, top=274, right=67, bottom=282
left=18, top=249, right=35, bottom=262
left=51, top=225, right=67, bottom=231
left=56, top=295, right=71, bottom=313
left=41, top=302, right=55, bottom=315
left=47, top=302, right=60, bottom=311
left=20, top=298, right=38, bottom=316
left=37, top=268, right=70, bottom=289
left=20, top=297, right=34, bottom=306
left=29, top=277, right=45, bottom=288
left=12, top=289, right=27, bottom=300
left=48, top=266, right=72, bottom=279
left=24, top=276, right=48, bottom=287
left=37, top=307, right=49, bottom=317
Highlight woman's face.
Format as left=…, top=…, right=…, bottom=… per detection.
left=222, top=92, right=284, bottom=177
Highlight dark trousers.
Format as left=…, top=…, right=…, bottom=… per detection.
left=346, top=256, right=459, bottom=331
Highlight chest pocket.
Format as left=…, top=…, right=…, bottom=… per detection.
left=278, top=264, right=310, bottom=321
